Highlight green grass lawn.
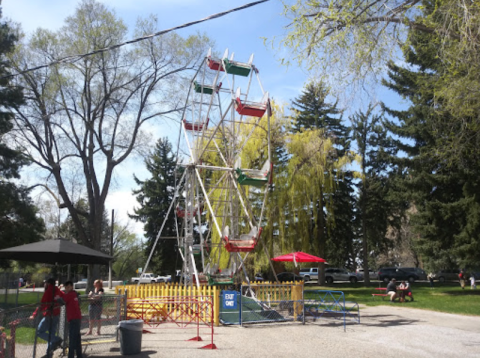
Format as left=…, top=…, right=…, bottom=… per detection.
left=0, top=292, right=43, bottom=310
left=6, top=327, right=36, bottom=345
left=304, top=282, right=480, bottom=316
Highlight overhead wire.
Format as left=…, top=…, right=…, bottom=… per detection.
left=3, top=0, right=270, bottom=79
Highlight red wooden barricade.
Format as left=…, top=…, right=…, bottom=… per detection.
left=0, top=330, right=6, bottom=358
left=126, top=296, right=216, bottom=349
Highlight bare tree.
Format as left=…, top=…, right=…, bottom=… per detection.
left=8, top=0, right=212, bottom=285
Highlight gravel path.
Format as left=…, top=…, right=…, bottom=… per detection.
left=86, top=305, right=480, bottom=358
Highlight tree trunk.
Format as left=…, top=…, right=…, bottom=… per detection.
left=362, top=177, right=370, bottom=286
left=317, top=192, right=326, bottom=286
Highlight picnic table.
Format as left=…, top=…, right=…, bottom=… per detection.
left=371, top=287, right=388, bottom=300
left=371, top=287, right=409, bottom=301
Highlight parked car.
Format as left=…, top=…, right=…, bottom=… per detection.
left=433, top=269, right=461, bottom=283
left=276, top=272, right=305, bottom=282
left=377, top=267, right=419, bottom=283
left=299, top=268, right=318, bottom=281
left=402, top=267, right=427, bottom=280
left=131, top=273, right=164, bottom=284
left=325, top=268, right=362, bottom=284
left=254, top=273, right=264, bottom=281
left=157, top=274, right=172, bottom=283
left=356, top=268, right=378, bottom=280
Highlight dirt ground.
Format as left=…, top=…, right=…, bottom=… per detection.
left=86, top=305, right=480, bottom=358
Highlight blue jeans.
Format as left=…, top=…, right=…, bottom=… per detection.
left=37, top=315, right=61, bottom=352
left=68, top=319, right=83, bottom=358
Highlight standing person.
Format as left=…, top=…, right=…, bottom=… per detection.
left=386, top=278, right=397, bottom=302
left=470, top=274, right=477, bottom=290
left=459, top=270, right=466, bottom=289
left=85, top=279, right=104, bottom=336
left=30, top=278, right=63, bottom=358
left=427, top=272, right=434, bottom=288
left=61, top=281, right=83, bottom=358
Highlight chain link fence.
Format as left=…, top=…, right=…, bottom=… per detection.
left=0, top=294, right=127, bottom=358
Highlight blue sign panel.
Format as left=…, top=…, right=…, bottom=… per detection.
left=222, top=290, right=238, bottom=309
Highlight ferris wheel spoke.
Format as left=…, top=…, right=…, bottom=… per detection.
left=172, top=48, right=272, bottom=286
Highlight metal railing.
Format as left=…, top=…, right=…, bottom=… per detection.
left=220, top=283, right=305, bottom=325
left=303, top=290, right=360, bottom=331
left=0, top=294, right=127, bottom=358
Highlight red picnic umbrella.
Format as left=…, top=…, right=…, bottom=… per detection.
left=271, top=251, right=326, bottom=266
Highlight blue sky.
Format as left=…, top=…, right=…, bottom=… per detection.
left=3, top=0, right=404, bottom=236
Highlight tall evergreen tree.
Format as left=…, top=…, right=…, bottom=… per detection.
left=0, top=21, right=44, bottom=260
left=290, top=81, right=357, bottom=271
left=291, top=82, right=343, bottom=136
left=350, top=104, right=403, bottom=284
left=130, top=138, right=178, bottom=277
left=382, top=13, right=480, bottom=270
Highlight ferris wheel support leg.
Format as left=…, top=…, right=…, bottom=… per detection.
left=196, top=182, right=206, bottom=272
left=138, top=170, right=187, bottom=287
left=263, top=240, right=279, bottom=284
left=238, top=252, right=256, bottom=297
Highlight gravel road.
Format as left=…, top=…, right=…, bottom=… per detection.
left=86, top=305, right=480, bottom=358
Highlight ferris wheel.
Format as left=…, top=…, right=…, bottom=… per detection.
left=145, top=48, right=273, bottom=288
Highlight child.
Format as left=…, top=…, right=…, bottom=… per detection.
left=62, top=281, right=83, bottom=358
left=470, top=275, right=477, bottom=290
left=30, top=278, right=63, bottom=358
left=427, top=272, right=434, bottom=288
left=85, top=279, right=104, bottom=336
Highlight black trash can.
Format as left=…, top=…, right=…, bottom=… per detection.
left=118, top=319, right=143, bottom=355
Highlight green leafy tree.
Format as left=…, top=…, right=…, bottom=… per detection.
left=0, top=21, right=44, bottom=263
left=278, top=0, right=480, bottom=118
left=382, top=21, right=480, bottom=270
left=8, top=0, right=212, bottom=286
left=277, top=128, right=357, bottom=284
left=130, top=138, right=178, bottom=277
left=111, top=224, right=144, bottom=280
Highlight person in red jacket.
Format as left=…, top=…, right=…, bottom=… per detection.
left=62, top=281, right=83, bottom=358
left=30, top=278, right=63, bottom=358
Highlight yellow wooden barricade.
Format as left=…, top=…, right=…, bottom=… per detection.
left=115, top=283, right=220, bottom=326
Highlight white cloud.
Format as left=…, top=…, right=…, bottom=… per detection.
left=105, top=189, right=144, bottom=237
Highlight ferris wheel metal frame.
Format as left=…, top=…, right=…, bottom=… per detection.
left=141, top=48, right=275, bottom=288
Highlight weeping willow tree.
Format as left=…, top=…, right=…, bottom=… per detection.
left=197, top=101, right=286, bottom=278
left=237, top=102, right=289, bottom=277
left=196, top=100, right=358, bottom=283
left=276, top=128, right=359, bottom=284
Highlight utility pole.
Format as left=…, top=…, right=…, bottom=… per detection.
left=108, top=209, right=114, bottom=289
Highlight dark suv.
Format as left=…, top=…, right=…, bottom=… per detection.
left=402, top=267, right=427, bottom=281
left=378, top=267, right=419, bottom=283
